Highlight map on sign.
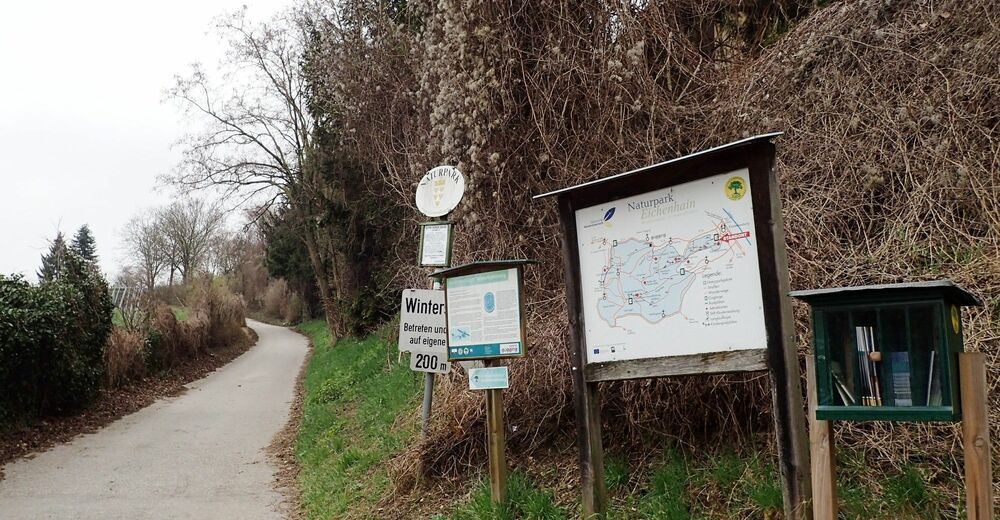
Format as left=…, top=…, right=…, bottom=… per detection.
left=574, top=168, right=767, bottom=364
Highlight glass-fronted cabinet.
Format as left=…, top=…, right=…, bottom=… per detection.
left=792, top=280, right=980, bottom=422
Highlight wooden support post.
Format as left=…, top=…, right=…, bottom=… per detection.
left=806, top=355, right=837, bottom=519
left=559, top=197, right=608, bottom=518
left=757, top=143, right=812, bottom=519
left=960, top=352, right=993, bottom=520
left=486, top=385, right=508, bottom=504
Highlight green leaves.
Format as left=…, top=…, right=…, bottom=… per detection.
left=0, top=263, right=113, bottom=426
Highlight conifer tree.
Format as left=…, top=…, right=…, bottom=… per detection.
left=70, top=224, right=98, bottom=264
left=38, top=232, right=68, bottom=282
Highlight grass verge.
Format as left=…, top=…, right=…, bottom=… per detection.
left=295, top=319, right=422, bottom=519
left=294, top=319, right=956, bottom=519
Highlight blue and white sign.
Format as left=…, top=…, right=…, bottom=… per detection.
left=468, top=366, right=510, bottom=390
left=445, top=268, right=524, bottom=361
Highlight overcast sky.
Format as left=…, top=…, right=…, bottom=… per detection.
left=0, top=0, right=293, bottom=280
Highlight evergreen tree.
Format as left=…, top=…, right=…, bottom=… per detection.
left=70, top=224, right=98, bottom=264
left=38, top=232, right=68, bottom=282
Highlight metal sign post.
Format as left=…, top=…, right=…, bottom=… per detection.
left=404, top=166, right=466, bottom=435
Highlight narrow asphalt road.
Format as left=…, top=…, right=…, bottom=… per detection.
left=0, top=320, right=308, bottom=520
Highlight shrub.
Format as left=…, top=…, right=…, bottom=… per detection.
left=191, top=278, right=247, bottom=348
left=263, top=278, right=290, bottom=319
left=0, top=253, right=113, bottom=424
left=284, top=292, right=303, bottom=324
left=104, top=328, right=147, bottom=387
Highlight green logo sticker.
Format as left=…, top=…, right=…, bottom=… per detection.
left=725, top=176, right=747, bottom=201
left=951, top=305, right=961, bottom=334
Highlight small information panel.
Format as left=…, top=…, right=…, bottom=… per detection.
left=468, top=366, right=510, bottom=390
left=419, top=222, right=453, bottom=267
left=446, top=268, right=524, bottom=360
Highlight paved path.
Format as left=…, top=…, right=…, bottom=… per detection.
left=0, top=320, right=308, bottom=520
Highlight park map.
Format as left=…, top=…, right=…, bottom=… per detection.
left=574, top=169, right=768, bottom=364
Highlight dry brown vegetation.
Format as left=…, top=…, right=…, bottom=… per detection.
left=299, top=0, right=1000, bottom=507
left=104, top=279, right=251, bottom=388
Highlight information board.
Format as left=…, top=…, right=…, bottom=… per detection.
left=445, top=268, right=524, bottom=360
left=419, top=222, right=452, bottom=267
left=573, top=168, right=766, bottom=364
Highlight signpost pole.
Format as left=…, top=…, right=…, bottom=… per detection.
left=754, top=142, right=811, bottom=519
left=421, top=264, right=445, bottom=436
left=960, top=352, right=993, bottom=520
left=806, top=355, right=837, bottom=519
left=484, top=360, right=508, bottom=504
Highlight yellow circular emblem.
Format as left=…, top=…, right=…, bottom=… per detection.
left=725, top=176, right=748, bottom=201
left=951, top=305, right=961, bottom=334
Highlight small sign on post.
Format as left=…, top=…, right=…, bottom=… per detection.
left=469, top=367, right=510, bottom=390
left=431, top=260, right=533, bottom=506
left=418, top=222, right=454, bottom=267
left=398, top=289, right=450, bottom=374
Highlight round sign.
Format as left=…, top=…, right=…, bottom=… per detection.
left=416, top=166, right=465, bottom=217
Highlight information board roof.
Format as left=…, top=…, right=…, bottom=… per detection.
left=532, top=132, right=783, bottom=200
left=790, top=280, right=981, bottom=307
left=429, top=259, right=535, bottom=279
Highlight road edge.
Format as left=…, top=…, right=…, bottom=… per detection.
left=266, top=327, right=312, bottom=520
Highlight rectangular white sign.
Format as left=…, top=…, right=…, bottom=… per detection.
left=398, top=289, right=448, bottom=355
left=419, top=223, right=452, bottom=267
left=446, top=268, right=523, bottom=360
left=468, top=366, right=509, bottom=390
left=409, top=351, right=450, bottom=374
left=573, top=168, right=766, bottom=364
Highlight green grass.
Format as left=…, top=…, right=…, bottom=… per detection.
left=440, top=473, right=566, bottom=520
left=293, top=318, right=956, bottom=519
left=296, top=319, right=423, bottom=519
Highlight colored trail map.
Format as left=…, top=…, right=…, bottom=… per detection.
left=574, top=169, right=767, bottom=364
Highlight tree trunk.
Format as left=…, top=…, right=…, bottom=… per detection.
left=301, top=220, right=341, bottom=343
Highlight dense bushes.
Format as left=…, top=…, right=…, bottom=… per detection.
left=0, top=253, right=113, bottom=424
left=105, top=278, right=251, bottom=388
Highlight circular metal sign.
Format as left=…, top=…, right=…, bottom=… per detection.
left=416, top=165, right=465, bottom=217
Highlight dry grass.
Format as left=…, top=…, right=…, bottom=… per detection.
left=103, top=328, right=147, bottom=388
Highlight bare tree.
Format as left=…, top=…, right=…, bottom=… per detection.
left=157, top=198, right=225, bottom=284
left=122, top=215, right=169, bottom=291
left=167, top=10, right=346, bottom=335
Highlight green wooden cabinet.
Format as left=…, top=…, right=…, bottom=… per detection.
left=791, top=281, right=980, bottom=422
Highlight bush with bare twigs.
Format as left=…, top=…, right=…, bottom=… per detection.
left=104, top=328, right=148, bottom=388
left=301, top=0, right=998, bottom=505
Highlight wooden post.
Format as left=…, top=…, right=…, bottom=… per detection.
left=756, top=142, right=812, bottom=519
left=960, top=352, right=993, bottom=520
left=559, top=197, right=608, bottom=518
left=806, top=355, right=837, bottom=519
left=486, top=383, right=508, bottom=504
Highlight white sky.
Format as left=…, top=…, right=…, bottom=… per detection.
left=0, top=0, right=294, bottom=280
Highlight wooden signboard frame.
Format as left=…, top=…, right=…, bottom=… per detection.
left=418, top=221, right=455, bottom=268
left=430, top=260, right=534, bottom=504
left=533, top=133, right=811, bottom=518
